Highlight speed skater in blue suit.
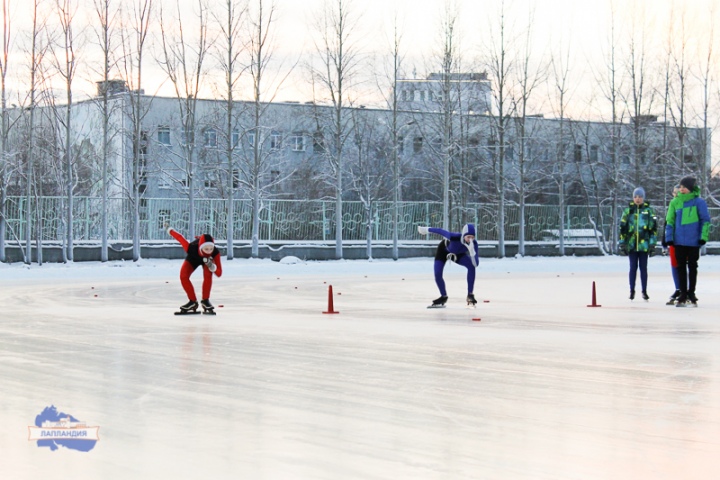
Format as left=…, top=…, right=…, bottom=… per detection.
left=417, top=223, right=479, bottom=307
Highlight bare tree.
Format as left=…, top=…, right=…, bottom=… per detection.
left=619, top=1, right=657, bottom=188
left=91, top=0, right=121, bottom=262
left=0, top=0, right=12, bottom=262
left=212, top=0, right=246, bottom=260
left=591, top=1, right=625, bottom=252
left=693, top=2, right=716, bottom=203
left=243, top=0, right=291, bottom=258
left=119, top=0, right=153, bottom=260
left=508, top=5, right=545, bottom=256
left=310, top=0, right=363, bottom=259
left=548, top=34, right=575, bottom=256
left=666, top=6, right=692, bottom=176
left=159, top=0, right=213, bottom=240
left=376, top=13, right=406, bottom=260
left=346, top=106, right=391, bottom=259
left=483, top=0, right=516, bottom=257
left=48, top=0, right=82, bottom=262
left=434, top=3, right=460, bottom=231
left=20, top=0, right=50, bottom=264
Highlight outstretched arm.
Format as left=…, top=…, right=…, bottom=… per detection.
left=427, top=227, right=453, bottom=239
left=167, top=227, right=190, bottom=252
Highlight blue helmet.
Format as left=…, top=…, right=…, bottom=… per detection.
left=461, top=224, right=476, bottom=237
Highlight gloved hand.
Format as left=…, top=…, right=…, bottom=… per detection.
left=618, top=243, right=628, bottom=256
left=165, top=222, right=173, bottom=234
left=699, top=239, right=706, bottom=245
left=203, top=257, right=217, bottom=273
left=417, top=226, right=429, bottom=235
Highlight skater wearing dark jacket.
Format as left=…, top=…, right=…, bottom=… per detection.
left=418, top=223, right=479, bottom=307
left=618, top=187, right=657, bottom=300
left=664, top=176, right=710, bottom=307
left=168, top=227, right=223, bottom=313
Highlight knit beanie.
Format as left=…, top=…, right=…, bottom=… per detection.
left=461, top=224, right=476, bottom=237
left=679, top=176, right=696, bottom=191
left=632, top=187, right=645, bottom=198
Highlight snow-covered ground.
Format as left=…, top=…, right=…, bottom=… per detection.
left=1, top=254, right=719, bottom=479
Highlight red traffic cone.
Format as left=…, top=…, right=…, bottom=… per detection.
left=587, top=281, right=602, bottom=307
left=323, top=285, right=339, bottom=314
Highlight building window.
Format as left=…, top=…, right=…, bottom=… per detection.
left=270, top=132, right=281, bottom=150
left=204, top=128, right=218, bottom=148
left=397, top=136, right=404, bottom=155
left=590, top=145, right=599, bottom=163
left=574, top=144, right=582, bottom=162
left=413, top=136, right=423, bottom=154
left=204, top=172, right=217, bottom=188
left=248, top=131, right=255, bottom=147
left=290, top=134, right=306, bottom=152
left=232, top=129, right=240, bottom=148
left=157, top=127, right=171, bottom=146
left=232, top=168, right=240, bottom=188
left=158, top=177, right=171, bottom=190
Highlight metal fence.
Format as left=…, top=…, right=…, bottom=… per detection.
left=2, top=196, right=719, bottom=243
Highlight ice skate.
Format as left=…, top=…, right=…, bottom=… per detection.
left=666, top=290, right=680, bottom=305
left=641, top=291, right=649, bottom=301
left=675, top=293, right=688, bottom=308
left=175, top=300, right=200, bottom=315
left=201, top=299, right=216, bottom=315
left=687, top=292, right=698, bottom=308
left=629, top=290, right=635, bottom=300
left=427, top=295, right=448, bottom=309
left=466, top=293, right=477, bottom=307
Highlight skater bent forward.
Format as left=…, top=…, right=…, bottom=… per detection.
left=168, top=226, right=223, bottom=313
left=418, top=223, right=479, bottom=307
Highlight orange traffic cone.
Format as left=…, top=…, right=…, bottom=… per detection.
left=323, top=285, right=339, bottom=314
left=587, top=281, right=602, bottom=307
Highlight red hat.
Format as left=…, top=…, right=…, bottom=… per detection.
left=199, top=234, right=215, bottom=251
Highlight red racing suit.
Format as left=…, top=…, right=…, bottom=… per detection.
left=169, top=228, right=223, bottom=301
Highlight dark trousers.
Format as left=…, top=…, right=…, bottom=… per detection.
left=674, top=245, right=700, bottom=295
left=433, top=241, right=476, bottom=296
left=628, top=251, right=648, bottom=292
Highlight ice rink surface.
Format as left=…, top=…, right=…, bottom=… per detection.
left=1, top=254, right=719, bottom=479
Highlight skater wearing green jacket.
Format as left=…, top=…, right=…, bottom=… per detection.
left=664, top=176, right=711, bottom=307
left=619, top=187, right=657, bottom=300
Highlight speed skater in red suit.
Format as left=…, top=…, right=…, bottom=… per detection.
left=167, top=226, right=223, bottom=312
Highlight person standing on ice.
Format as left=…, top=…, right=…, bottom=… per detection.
left=661, top=185, right=682, bottom=305
left=664, top=176, right=710, bottom=307
left=417, top=223, right=479, bottom=307
left=167, top=226, right=223, bottom=313
left=618, top=187, right=657, bottom=301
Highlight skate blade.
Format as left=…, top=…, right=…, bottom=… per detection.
left=427, top=304, right=446, bottom=309
left=202, top=310, right=217, bottom=315
left=175, top=310, right=201, bottom=315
